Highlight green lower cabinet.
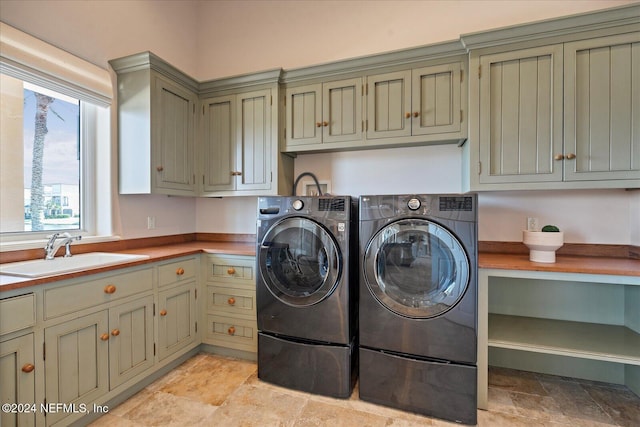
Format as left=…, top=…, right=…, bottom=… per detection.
left=157, top=282, right=197, bottom=361
left=44, top=295, right=155, bottom=425
left=44, top=311, right=110, bottom=426
left=108, top=295, right=155, bottom=388
left=0, top=333, right=36, bottom=427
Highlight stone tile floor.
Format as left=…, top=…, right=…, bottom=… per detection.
left=89, top=353, right=640, bottom=426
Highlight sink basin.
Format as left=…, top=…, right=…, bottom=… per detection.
left=0, top=252, right=150, bottom=278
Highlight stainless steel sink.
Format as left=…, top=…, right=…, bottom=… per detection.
left=0, top=252, right=149, bottom=278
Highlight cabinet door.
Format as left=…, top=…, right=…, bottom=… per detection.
left=45, top=311, right=109, bottom=425
left=157, top=282, right=197, bottom=361
left=366, top=70, right=412, bottom=139
left=108, top=296, right=154, bottom=388
left=322, top=78, right=363, bottom=144
left=236, top=89, right=272, bottom=191
left=564, top=33, right=640, bottom=181
left=202, top=95, right=236, bottom=192
left=286, top=84, right=322, bottom=147
left=478, top=45, right=564, bottom=184
left=0, top=334, right=36, bottom=427
left=153, top=74, right=196, bottom=194
left=411, top=63, right=461, bottom=136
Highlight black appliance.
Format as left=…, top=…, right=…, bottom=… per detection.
left=256, top=196, right=357, bottom=398
left=358, top=194, right=478, bottom=425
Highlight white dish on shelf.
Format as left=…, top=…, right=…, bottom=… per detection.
left=522, top=230, right=564, bottom=263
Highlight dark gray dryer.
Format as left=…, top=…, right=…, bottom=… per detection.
left=359, top=194, right=478, bottom=425
left=256, top=196, right=357, bottom=398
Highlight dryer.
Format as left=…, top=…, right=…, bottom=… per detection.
left=359, top=194, right=477, bottom=425
left=256, top=196, right=357, bottom=398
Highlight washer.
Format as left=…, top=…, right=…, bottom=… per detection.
left=256, top=196, right=357, bottom=398
left=358, top=194, right=477, bottom=425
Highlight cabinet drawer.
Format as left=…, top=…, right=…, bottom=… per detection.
left=158, top=257, right=197, bottom=288
left=207, top=286, right=255, bottom=318
left=204, top=314, right=257, bottom=353
left=206, top=255, right=254, bottom=288
left=0, top=294, right=36, bottom=335
left=44, top=268, right=152, bottom=319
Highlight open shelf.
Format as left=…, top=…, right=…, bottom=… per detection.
left=488, top=313, right=640, bottom=366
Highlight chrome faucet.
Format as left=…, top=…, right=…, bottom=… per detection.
left=44, top=233, right=82, bottom=260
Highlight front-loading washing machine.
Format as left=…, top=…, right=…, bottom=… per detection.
left=359, top=194, right=477, bottom=425
left=256, top=196, right=357, bottom=398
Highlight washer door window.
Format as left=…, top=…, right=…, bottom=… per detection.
left=363, top=219, right=469, bottom=318
left=259, top=217, right=342, bottom=306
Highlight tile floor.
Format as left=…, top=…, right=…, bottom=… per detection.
left=89, top=353, right=640, bottom=427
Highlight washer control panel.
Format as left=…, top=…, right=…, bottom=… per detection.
left=407, top=198, right=421, bottom=210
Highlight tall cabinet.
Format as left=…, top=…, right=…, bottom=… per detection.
left=110, top=52, right=199, bottom=196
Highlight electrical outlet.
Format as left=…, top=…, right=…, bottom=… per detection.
left=527, top=217, right=539, bottom=231
left=147, top=216, right=156, bottom=229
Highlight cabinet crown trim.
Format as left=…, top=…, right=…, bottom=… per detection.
left=198, top=68, right=283, bottom=96
left=281, top=39, right=466, bottom=83
left=109, top=51, right=199, bottom=92
left=461, top=3, right=639, bottom=49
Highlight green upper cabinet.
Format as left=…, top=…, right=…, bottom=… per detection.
left=464, top=5, right=640, bottom=191
left=201, top=88, right=286, bottom=195
left=564, top=33, right=640, bottom=182
left=285, top=78, right=363, bottom=151
left=475, top=44, right=564, bottom=185
left=110, top=52, right=198, bottom=196
left=152, top=75, right=197, bottom=194
left=367, top=63, right=464, bottom=142
left=281, top=41, right=468, bottom=154
left=202, top=95, right=235, bottom=192
left=366, top=70, right=411, bottom=139
left=236, top=90, right=273, bottom=192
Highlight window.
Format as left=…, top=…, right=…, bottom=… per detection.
left=1, top=78, right=81, bottom=233
left=0, top=22, right=113, bottom=248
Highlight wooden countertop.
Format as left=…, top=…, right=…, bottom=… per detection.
left=3, top=237, right=639, bottom=292
left=479, top=252, right=640, bottom=277
left=0, top=241, right=256, bottom=292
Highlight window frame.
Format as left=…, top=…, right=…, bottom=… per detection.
left=0, top=22, right=114, bottom=251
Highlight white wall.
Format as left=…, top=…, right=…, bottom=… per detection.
left=1, top=0, right=637, bottom=244
left=195, top=0, right=634, bottom=80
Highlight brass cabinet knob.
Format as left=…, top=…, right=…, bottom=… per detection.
left=322, top=121, right=328, bottom=127
left=228, top=297, right=236, bottom=306
left=405, top=112, right=411, bottom=119
left=227, top=267, right=236, bottom=275
left=156, top=166, right=164, bottom=172
left=21, top=363, right=35, bottom=373
left=228, top=326, right=236, bottom=335
left=316, top=122, right=322, bottom=127
left=100, top=333, right=109, bottom=341
left=104, top=285, right=116, bottom=294
left=176, top=267, right=185, bottom=276
left=554, top=154, right=564, bottom=160
left=111, top=329, right=120, bottom=336
left=566, top=153, right=576, bottom=159
left=160, top=309, right=167, bottom=316
left=230, top=171, right=243, bottom=176
left=413, top=112, right=419, bottom=118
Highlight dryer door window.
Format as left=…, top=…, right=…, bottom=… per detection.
left=363, top=219, right=469, bottom=318
left=259, top=217, right=342, bottom=306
